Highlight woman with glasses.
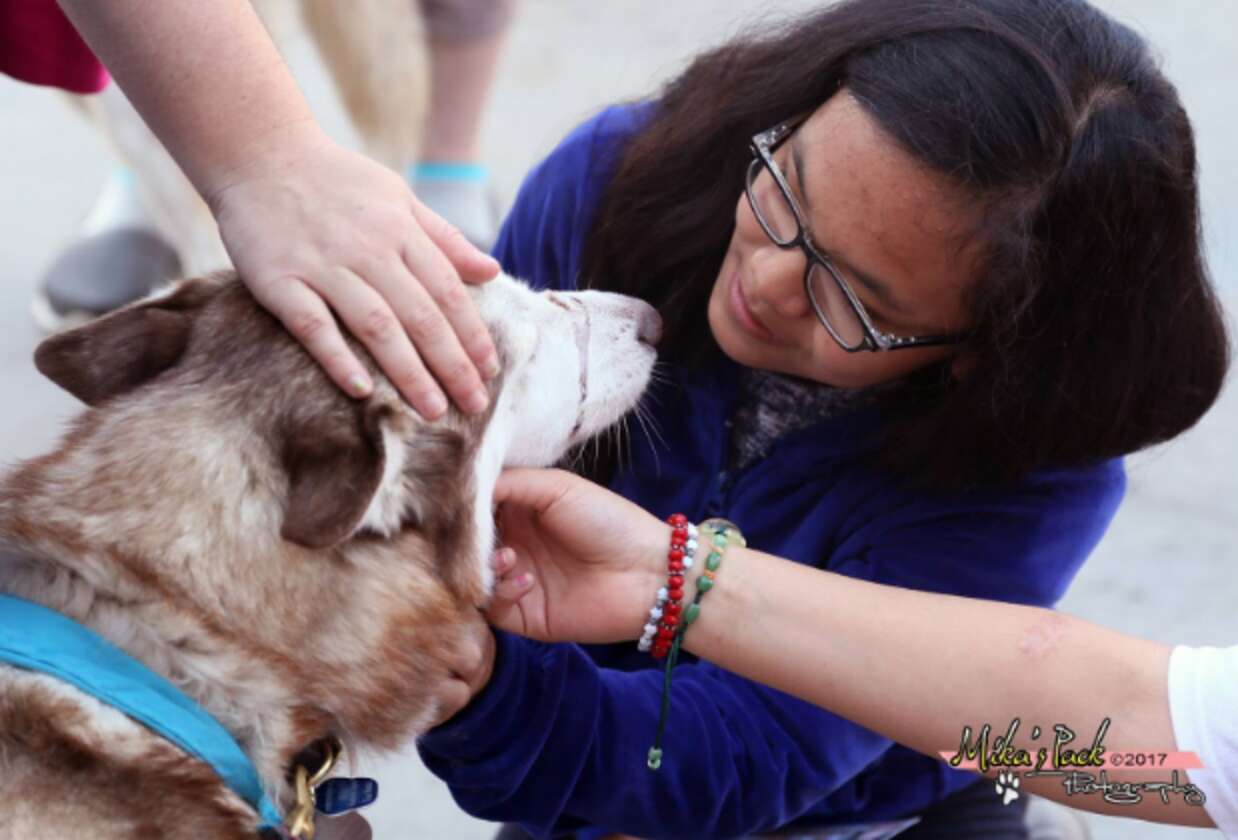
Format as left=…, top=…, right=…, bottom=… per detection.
left=417, top=0, right=1229, bottom=838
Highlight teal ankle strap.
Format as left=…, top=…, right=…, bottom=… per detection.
left=409, top=161, right=489, bottom=183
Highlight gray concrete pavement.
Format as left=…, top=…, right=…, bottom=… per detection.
left=1, top=2, right=1234, bottom=838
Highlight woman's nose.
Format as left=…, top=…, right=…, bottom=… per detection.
left=750, top=245, right=813, bottom=320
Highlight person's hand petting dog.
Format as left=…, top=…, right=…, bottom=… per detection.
left=208, top=123, right=502, bottom=420
left=485, top=468, right=670, bottom=645
left=55, top=0, right=503, bottom=423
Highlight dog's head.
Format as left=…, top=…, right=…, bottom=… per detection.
left=17, top=271, right=657, bottom=766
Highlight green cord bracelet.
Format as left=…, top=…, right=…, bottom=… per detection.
left=647, top=518, right=745, bottom=771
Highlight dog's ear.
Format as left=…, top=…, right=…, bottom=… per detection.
left=34, top=280, right=214, bottom=406
left=279, top=399, right=470, bottom=551
left=280, top=401, right=391, bottom=550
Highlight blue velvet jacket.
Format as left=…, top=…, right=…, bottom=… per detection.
left=417, top=104, right=1125, bottom=839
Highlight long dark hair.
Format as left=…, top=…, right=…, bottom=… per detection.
left=579, top=0, right=1230, bottom=490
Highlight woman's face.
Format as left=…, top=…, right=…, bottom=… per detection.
left=707, top=89, right=982, bottom=389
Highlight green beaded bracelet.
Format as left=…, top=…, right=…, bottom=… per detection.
left=646, top=518, right=746, bottom=771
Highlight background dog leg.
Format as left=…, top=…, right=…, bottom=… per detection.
left=295, top=0, right=429, bottom=173
left=73, top=87, right=228, bottom=276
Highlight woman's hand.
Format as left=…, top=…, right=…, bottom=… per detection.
left=429, top=469, right=667, bottom=726
left=486, top=468, right=670, bottom=644
left=425, top=607, right=497, bottom=729
left=207, top=123, right=502, bottom=420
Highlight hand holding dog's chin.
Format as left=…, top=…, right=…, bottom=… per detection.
left=205, top=123, right=503, bottom=420
left=485, top=468, right=669, bottom=645
left=425, top=609, right=497, bottom=729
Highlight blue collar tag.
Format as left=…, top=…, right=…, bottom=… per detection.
left=0, top=593, right=282, bottom=830
left=315, top=777, right=379, bottom=815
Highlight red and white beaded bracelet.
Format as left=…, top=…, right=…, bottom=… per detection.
left=637, top=513, right=698, bottom=657
left=644, top=517, right=746, bottom=770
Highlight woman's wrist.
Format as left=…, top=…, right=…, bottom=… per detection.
left=199, top=118, right=334, bottom=211
left=678, top=540, right=758, bottom=663
left=629, top=517, right=677, bottom=643
left=628, top=516, right=755, bottom=660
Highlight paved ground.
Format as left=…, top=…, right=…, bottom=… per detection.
left=1, top=2, right=1234, bottom=838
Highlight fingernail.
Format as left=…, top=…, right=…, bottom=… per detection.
left=483, top=355, right=501, bottom=379
left=348, top=374, right=372, bottom=397
left=424, top=392, right=448, bottom=418
left=516, top=573, right=533, bottom=589
left=493, top=548, right=513, bottom=572
left=466, top=388, right=489, bottom=414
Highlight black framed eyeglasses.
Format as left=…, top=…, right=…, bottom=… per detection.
left=746, top=119, right=963, bottom=353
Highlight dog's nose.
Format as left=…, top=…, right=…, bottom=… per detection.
left=637, top=307, right=663, bottom=347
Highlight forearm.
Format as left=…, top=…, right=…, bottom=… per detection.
left=684, top=546, right=1211, bottom=826
left=56, top=0, right=321, bottom=200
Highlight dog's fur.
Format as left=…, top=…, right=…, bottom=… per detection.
left=0, top=272, right=658, bottom=838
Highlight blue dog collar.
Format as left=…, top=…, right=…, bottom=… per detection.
left=0, top=593, right=282, bottom=830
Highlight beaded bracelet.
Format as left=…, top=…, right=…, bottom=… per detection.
left=646, top=517, right=746, bottom=771
left=637, top=514, right=698, bottom=656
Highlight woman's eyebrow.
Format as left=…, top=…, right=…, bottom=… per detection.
left=790, top=132, right=907, bottom=316
left=791, top=133, right=815, bottom=217
left=839, top=260, right=909, bottom=316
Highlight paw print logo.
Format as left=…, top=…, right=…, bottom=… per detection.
left=995, top=770, right=1021, bottom=805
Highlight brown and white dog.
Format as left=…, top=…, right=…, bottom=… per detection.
left=0, top=272, right=659, bottom=838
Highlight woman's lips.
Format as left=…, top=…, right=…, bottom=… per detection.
left=729, top=270, right=775, bottom=341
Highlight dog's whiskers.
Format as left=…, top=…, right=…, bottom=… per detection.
left=620, top=415, right=634, bottom=473
left=636, top=399, right=667, bottom=452
left=610, top=415, right=631, bottom=474
left=647, top=361, right=673, bottom=389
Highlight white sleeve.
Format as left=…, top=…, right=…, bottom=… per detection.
left=1168, top=644, right=1238, bottom=837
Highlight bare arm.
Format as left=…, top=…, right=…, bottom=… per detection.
left=55, top=0, right=316, bottom=198
left=56, top=0, right=501, bottom=419
left=682, top=544, right=1211, bottom=825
